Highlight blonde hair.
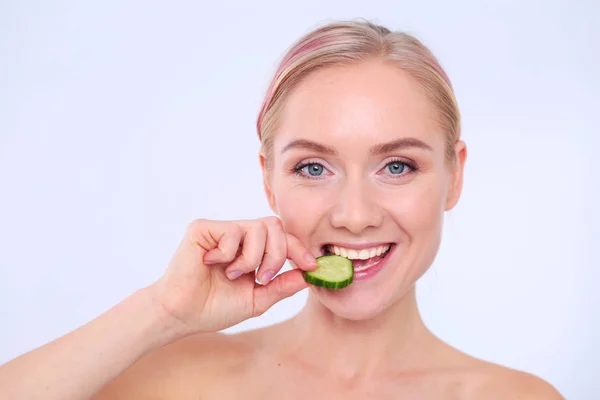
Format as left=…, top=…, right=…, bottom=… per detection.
left=256, top=19, right=461, bottom=165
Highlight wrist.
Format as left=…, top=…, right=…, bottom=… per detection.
left=141, top=285, right=192, bottom=342
left=128, top=287, right=190, bottom=351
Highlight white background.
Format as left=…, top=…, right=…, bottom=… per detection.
left=1, top=0, right=598, bottom=398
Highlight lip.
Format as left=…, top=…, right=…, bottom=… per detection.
left=351, top=244, right=395, bottom=281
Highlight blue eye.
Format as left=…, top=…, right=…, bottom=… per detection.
left=301, top=163, right=324, bottom=176
left=293, top=161, right=331, bottom=179
left=386, top=161, right=408, bottom=174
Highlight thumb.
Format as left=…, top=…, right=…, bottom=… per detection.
left=252, top=269, right=308, bottom=316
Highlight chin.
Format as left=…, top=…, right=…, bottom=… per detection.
left=309, top=283, right=398, bottom=321
left=309, top=265, right=420, bottom=322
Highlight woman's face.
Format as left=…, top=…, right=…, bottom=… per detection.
left=261, top=60, right=466, bottom=320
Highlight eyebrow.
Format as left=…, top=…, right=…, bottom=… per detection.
left=281, top=137, right=433, bottom=155
left=281, top=139, right=337, bottom=155
left=369, top=137, right=433, bottom=154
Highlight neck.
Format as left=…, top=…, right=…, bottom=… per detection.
left=286, top=286, right=436, bottom=379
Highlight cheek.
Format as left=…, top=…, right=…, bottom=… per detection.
left=382, top=178, right=447, bottom=235
left=273, top=183, right=333, bottom=237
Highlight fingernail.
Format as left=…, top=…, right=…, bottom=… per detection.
left=304, top=252, right=317, bottom=266
left=260, top=270, right=276, bottom=284
left=227, top=270, right=243, bottom=280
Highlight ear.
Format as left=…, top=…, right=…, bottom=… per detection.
left=259, top=151, right=279, bottom=215
left=445, top=140, right=467, bottom=211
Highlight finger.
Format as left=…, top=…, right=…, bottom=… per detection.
left=285, top=234, right=318, bottom=271
left=202, top=223, right=244, bottom=265
left=256, top=219, right=287, bottom=285
left=224, top=222, right=267, bottom=279
left=252, top=269, right=309, bottom=316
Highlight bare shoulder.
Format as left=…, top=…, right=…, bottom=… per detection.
left=430, top=338, right=563, bottom=399
left=469, top=361, right=564, bottom=399
left=92, top=330, right=258, bottom=399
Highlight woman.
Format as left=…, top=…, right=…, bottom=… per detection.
left=0, top=19, right=563, bottom=399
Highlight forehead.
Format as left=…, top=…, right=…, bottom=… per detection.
left=274, top=60, right=441, bottom=151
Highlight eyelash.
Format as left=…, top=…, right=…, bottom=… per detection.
left=292, top=158, right=419, bottom=180
left=292, top=159, right=329, bottom=180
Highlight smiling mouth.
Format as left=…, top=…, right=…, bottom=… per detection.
left=321, top=244, right=393, bottom=272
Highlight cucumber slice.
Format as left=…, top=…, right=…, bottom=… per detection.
left=303, top=255, right=354, bottom=289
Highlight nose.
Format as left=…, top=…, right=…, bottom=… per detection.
left=329, top=177, right=384, bottom=234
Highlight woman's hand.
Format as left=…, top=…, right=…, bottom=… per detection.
left=0, top=216, right=316, bottom=400
left=149, top=217, right=318, bottom=335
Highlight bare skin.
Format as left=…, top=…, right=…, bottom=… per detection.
left=0, top=60, right=564, bottom=399
left=93, top=289, right=562, bottom=400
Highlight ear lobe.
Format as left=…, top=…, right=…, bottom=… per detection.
left=445, top=140, right=467, bottom=211
left=259, top=152, right=279, bottom=214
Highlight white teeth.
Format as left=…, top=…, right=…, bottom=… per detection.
left=326, top=244, right=390, bottom=260
left=358, top=249, right=370, bottom=259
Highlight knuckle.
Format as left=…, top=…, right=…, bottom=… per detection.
left=239, top=250, right=261, bottom=269
left=268, top=248, right=286, bottom=264
left=260, top=253, right=278, bottom=270
left=275, top=278, right=291, bottom=297
left=186, top=218, right=207, bottom=236
left=250, top=220, right=268, bottom=239
left=234, top=253, right=249, bottom=267
left=257, top=219, right=269, bottom=232
left=264, top=216, right=283, bottom=230
left=228, top=222, right=243, bottom=237
left=243, top=252, right=261, bottom=268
